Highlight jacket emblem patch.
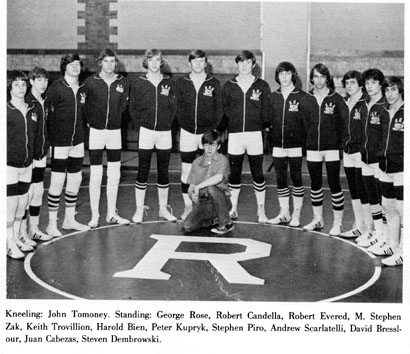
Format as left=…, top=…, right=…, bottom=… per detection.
left=370, top=112, right=380, bottom=125
left=250, top=89, right=261, bottom=101
left=203, top=86, right=214, bottom=97
left=116, top=84, right=124, bottom=93
left=393, top=118, right=404, bottom=132
left=160, top=85, right=170, bottom=96
left=324, top=102, right=335, bottom=114
left=288, top=100, right=299, bottom=112
left=353, top=108, right=361, bottom=120
left=80, top=92, right=86, bottom=104
left=31, top=112, right=38, bottom=122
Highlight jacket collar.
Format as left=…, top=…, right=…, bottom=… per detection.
left=61, top=77, right=84, bottom=88
left=275, top=86, right=301, bottom=95
left=93, top=72, right=124, bottom=81
left=25, top=90, right=47, bottom=104
left=141, top=74, right=170, bottom=81
left=383, top=102, right=404, bottom=113
left=230, top=76, right=259, bottom=85
left=7, top=101, right=35, bottom=111
left=183, top=73, right=214, bottom=82
left=308, top=87, right=336, bottom=97
left=365, top=95, right=387, bottom=106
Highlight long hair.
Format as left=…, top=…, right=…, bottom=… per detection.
left=60, top=53, right=82, bottom=74
left=142, top=49, right=165, bottom=69
left=275, top=61, right=298, bottom=85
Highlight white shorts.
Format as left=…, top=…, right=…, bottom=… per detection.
left=51, top=143, right=85, bottom=159
left=179, top=128, right=203, bottom=152
left=361, top=162, right=381, bottom=179
left=33, top=155, right=47, bottom=168
left=389, top=172, right=403, bottom=187
left=139, top=126, right=172, bottom=150
left=307, top=150, right=340, bottom=162
left=89, top=128, right=122, bottom=150
left=7, top=164, right=33, bottom=186
left=379, top=171, right=403, bottom=187
left=343, top=151, right=362, bottom=168
left=272, top=147, right=302, bottom=158
left=228, top=131, right=263, bottom=155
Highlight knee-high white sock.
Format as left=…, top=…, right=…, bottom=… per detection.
left=106, top=161, right=121, bottom=217
left=351, top=198, right=364, bottom=230
left=229, top=186, right=240, bottom=212
left=383, top=197, right=401, bottom=250
left=361, top=203, right=374, bottom=232
left=89, top=165, right=103, bottom=219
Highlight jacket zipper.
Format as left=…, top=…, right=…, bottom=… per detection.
left=41, top=101, right=46, bottom=156
left=346, top=104, right=353, bottom=154
left=242, top=91, right=246, bottom=132
left=71, top=92, right=78, bottom=146
left=105, top=81, right=111, bottom=129
left=281, top=96, right=286, bottom=148
left=317, top=103, right=322, bottom=151
left=384, top=111, right=394, bottom=172
left=364, top=104, right=370, bottom=164
left=154, top=85, right=158, bottom=131
left=194, top=89, right=199, bottom=134
left=24, top=108, right=29, bottom=163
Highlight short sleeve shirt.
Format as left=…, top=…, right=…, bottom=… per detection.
left=187, top=152, right=229, bottom=190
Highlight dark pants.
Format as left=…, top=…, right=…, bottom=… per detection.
left=183, top=186, right=232, bottom=232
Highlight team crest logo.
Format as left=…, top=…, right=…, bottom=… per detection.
left=324, top=102, right=335, bottom=114
left=288, top=100, right=299, bottom=112
left=116, top=84, right=124, bottom=93
left=31, top=112, right=38, bottom=122
left=80, top=92, right=86, bottom=104
left=393, top=118, right=404, bottom=131
left=370, top=112, right=380, bottom=125
left=203, top=86, right=214, bottom=97
left=250, top=89, right=261, bottom=101
left=353, top=108, right=361, bottom=120
left=160, top=85, right=170, bottom=96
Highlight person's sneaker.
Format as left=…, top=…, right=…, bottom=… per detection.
left=257, top=210, right=268, bottom=224
left=381, top=251, right=403, bottom=267
left=30, top=228, right=53, bottom=241
left=355, top=230, right=373, bottom=244
left=133, top=206, right=147, bottom=224
left=357, top=231, right=382, bottom=248
left=15, top=237, right=34, bottom=252
left=267, top=212, right=291, bottom=225
left=106, top=214, right=130, bottom=225
left=340, top=228, right=362, bottom=238
left=62, top=219, right=90, bottom=231
left=88, top=218, right=99, bottom=229
left=180, top=206, right=192, bottom=221
left=329, top=224, right=343, bottom=237
left=159, top=205, right=177, bottom=222
left=211, top=222, right=234, bottom=235
left=46, top=223, right=63, bottom=238
left=367, top=242, right=394, bottom=256
left=288, top=215, right=301, bottom=228
left=303, top=218, right=324, bottom=231
left=7, top=238, right=25, bottom=259
left=18, top=232, right=37, bottom=248
left=230, top=210, right=238, bottom=220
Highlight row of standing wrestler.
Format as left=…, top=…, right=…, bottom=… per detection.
left=6, top=49, right=404, bottom=267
